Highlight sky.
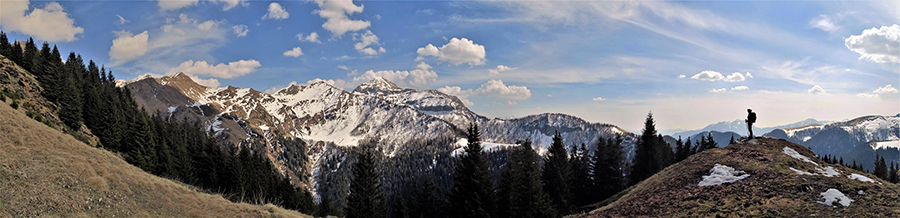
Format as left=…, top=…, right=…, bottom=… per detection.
left=1, top=0, right=898, bottom=131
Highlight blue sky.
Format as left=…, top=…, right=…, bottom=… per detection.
left=1, top=0, right=898, bottom=131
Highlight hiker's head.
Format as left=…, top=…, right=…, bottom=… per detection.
left=747, top=108, right=752, bottom=113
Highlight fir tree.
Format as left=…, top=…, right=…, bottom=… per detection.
left=890, top=162, right=898, bottom=184
left=346, top=138, right=387, bottom=218
left=705, top=133, right=717, bottom=150
left=593, top=136, right=625, bottom=202
left=0, top=31, right=9, bottom=57
left=729, top=135, right=735, bottom=145
left=569, top=143, right=592, bottom=207
left=449, top=123, right=496, bottom=218
left=409, top=176, right=444, bottom=218
left=683, top=137, right=693, bottom=158
left=498, top=140, right=556, bottom=218
left=543, top=131, right=574, bottom=215
left=874, top=155, right=888, bottom=180
left=630, top=112, right=672, bottom=185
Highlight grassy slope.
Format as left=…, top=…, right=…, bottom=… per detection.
left=0, top=101, right=310, bottom=217
left=573, top=137, right=900, bottom=217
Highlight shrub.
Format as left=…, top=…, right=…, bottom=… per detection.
left=0, top=91, right=5, bottom=102
left=69, top=132, right=90, bottom=145
left=10, top=99, right=18, bottom=109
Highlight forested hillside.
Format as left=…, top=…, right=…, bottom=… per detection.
left=0, top=32, right=315, bottom=214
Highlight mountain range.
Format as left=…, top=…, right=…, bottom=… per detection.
left=662, top=118, right=827, bottom=139
left=120, top=73, right=637, bottom=198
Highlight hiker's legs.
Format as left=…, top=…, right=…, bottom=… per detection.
left=748, top=122, right=754, bottom=138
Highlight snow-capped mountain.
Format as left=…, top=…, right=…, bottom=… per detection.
left=122, top=73, right=637, bottom=197
left=763, top=114, right=900, bottom=158
left=663, top=118, right=826, bottom=138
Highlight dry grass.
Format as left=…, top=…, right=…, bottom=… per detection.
left=0, top=102, right=311, bottom=218
left=571, top=137, right=900, bottom=217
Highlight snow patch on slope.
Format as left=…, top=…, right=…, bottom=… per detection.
left=848, top=173, right=882, bottom=184
left=698, top=164, right=750, bottom=187
left=872, top=140, right=900, bottom=150
left=817, top=189, right=853, bottom=207
left=790, top=167, right=815, bottom=176
left=783, top=147, right=818, bottom=166
left=451, top=138, right=517, bottom=157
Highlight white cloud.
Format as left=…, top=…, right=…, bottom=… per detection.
left=214, top=0, right=247, bottom=11
left=232, top=25, right=249, bottom=37
left=116, top=15, right=130, bottom=25
left=709, top=88, right=726, bottom=93
left=873, top=84, right=898, bottom=94
left=760, top=59, right=840, bottom=86
left=157, top=0, right=199, bottom=11
left=845, top=24, right=900, bottom=64
left=109, top=14, right=228, bottom=66
left=166, top=59, right=261, bottom=79
left=857, top=93, right=878, bottom=98
left=745, top=72, right=753, bottom=78
left=354, top=30, right=385, bottom=56
left=188, top=74, right=221, bottom=87
left=157, top=0, right=245, bottom=11
left=314, top=0, right=370, bottom=36
left=489, top=65, right=513, bottom=76
left=337, top=65, right=349, bottom=70
left=808, top=85, right=826, bottom=94
left=677, top=74, right=686, bottom=79
left=723, top=72, right=746, bottom=82
left=297, top=32, right=321, bottom=43
left=810, top=15, right=838, bottom=33
left=416, top=9, right=435, bottom=16
left=691, top=70, right=725, bottom=81
left=731, top=86, right=749, bottom=91
left=0, top=1, right=84, bottom=42
left=690, top=71, right=747, bottom=82
left=263, top=3, right=290, bottom=20
left=507, top=101, right=518, bottom=105
left=416, top=38, right=487, bottom=66
left=353, top=62, right=438, bottom=88
left=283, top=47, right=303, bottom=57
left=110, top=31, right=149, bottom=61
left=593, top=97, right=606, bottom=101
left=439, top=79, right=532, bottom=106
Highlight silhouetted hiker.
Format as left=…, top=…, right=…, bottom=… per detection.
left=746, top=109, right=757, bottom=139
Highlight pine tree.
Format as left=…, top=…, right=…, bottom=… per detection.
left=449, top=123, right=496, bottom=218
left=683, top=137, right=693, bottom=158
left=543, top=131, right=574, bottom=215
left=498, top=140, right=556, bottom=218
left=874, top=155, right=888, bottom=180
left=409, top=176, right=443, bottom=218
left=592, top=136, right=624, bottom=203
left=58, top=50, right=83, bottom=129
left=631, top=112, right=656, bottom=185
left=569, top=143, right=591, bottom=208
left=345, top=138, right=386, bottom=218
left=705, top=133, right=717, bottom=150
left=0, top=31, right=9, bottom=57
left=9, top=43, right=23, bottom=66
left=673, top=136, right=685, bottom=162
left=22, top=38, right=38, bottom=73
left=889, top=162, right=899, bottom=184
left=729, top=135, right=735, bottom=145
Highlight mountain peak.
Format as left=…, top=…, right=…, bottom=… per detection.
left=353, top=77, right=402, bottom=94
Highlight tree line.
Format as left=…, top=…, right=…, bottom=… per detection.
left=0, top=32, right=316, bottom=214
